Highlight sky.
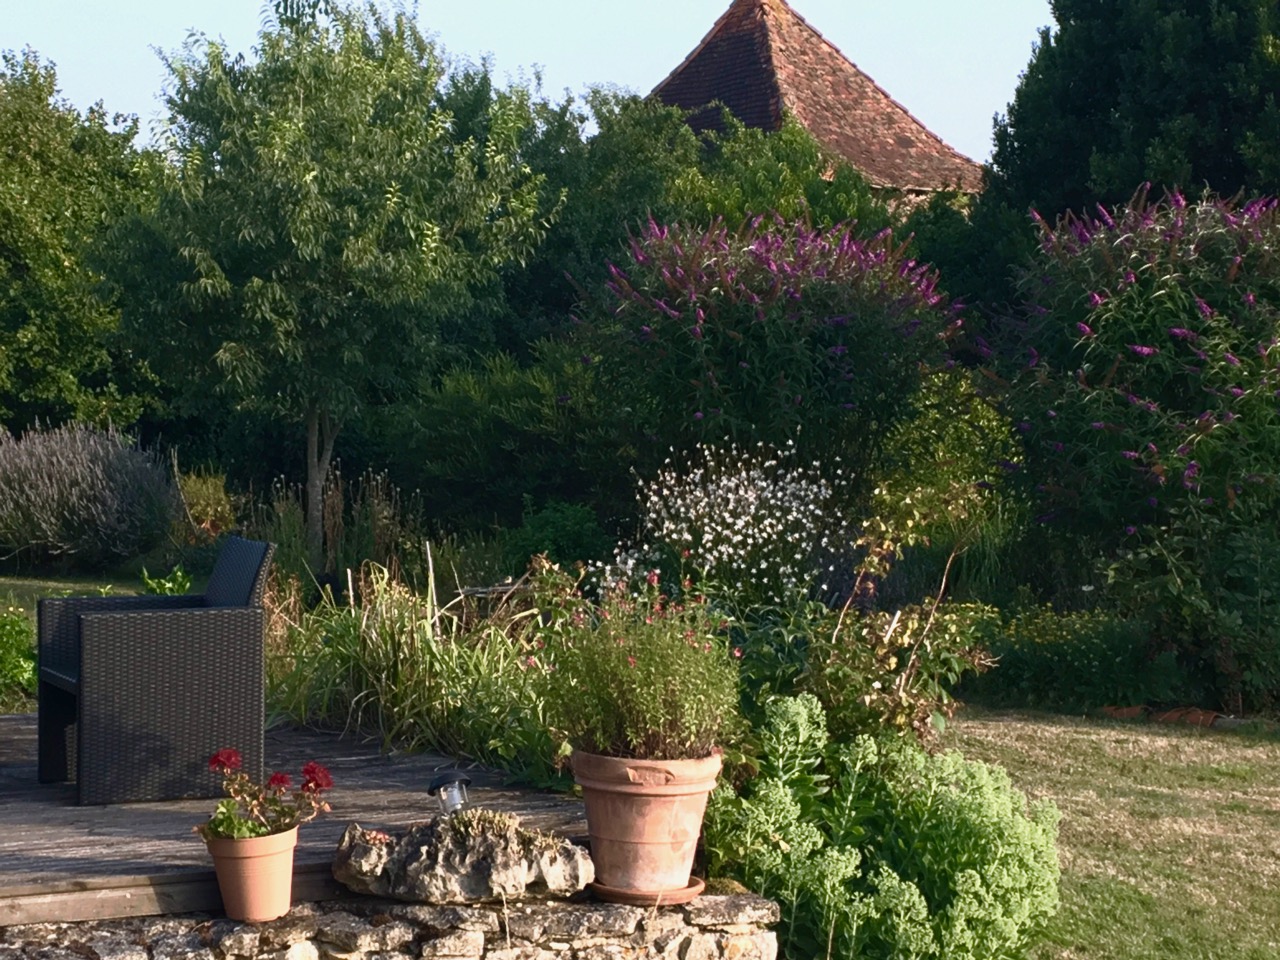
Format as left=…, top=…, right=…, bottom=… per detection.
left=5, top=0, right=1054, bottom=164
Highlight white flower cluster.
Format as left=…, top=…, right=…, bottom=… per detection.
left=634, top=440, right=853, bottom=607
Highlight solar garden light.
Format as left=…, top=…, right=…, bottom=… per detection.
left=427, top=772, right=472, bottom=816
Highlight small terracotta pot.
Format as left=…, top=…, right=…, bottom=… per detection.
left=205, top=826, right=298, bottom=923
left=572, top=750, right=721, bottom=904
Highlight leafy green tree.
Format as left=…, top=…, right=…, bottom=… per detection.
left=0, top=50, right=149, bottom=429
left=113, top=4, right=551, bottom=562
left=990, top=0, right=1280, bottom=217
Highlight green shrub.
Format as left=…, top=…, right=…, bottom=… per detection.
left=966, top=607, right=1189, bottom=710
left=0, top=604, right=36, bottom=711
left=177, top=470, right=239, bottom=540
left=586, top=217, right=956, bottom=484
left=705, top=695, right=1061, bottom=960
left=800, top=601, right=1002, bottom=743
left=0, top=422, right=178, bottom=569
left=500, top=499, right=613, bottom=573
left=1004, top=190, right=1280, bottom=711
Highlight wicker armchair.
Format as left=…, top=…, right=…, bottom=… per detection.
left=37, top=536, right=275, bottom=805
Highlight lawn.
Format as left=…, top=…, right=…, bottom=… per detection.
left=1, top=573, right=139, bottom=615
left=947, top=707, right=1280, bottom=960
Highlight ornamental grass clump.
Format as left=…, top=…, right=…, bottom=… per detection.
left=1005, top=188, right=1280, bottom=711
left=534, top=563, right=742, bottom=761
left=196, top=748, right=333, bottom=840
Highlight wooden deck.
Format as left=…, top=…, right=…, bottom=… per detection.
left=0, top=713, right=585, bottom=926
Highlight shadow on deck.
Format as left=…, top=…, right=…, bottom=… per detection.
left=0, top=713, right=584, bottom=926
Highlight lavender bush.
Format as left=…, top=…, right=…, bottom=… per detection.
left=589, top=216, right=961, bottom=483
left=1005, top=188, right=1280, bottom=710
left=0, top=422, right=177, bottom=568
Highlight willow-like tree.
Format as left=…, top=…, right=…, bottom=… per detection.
left=116, top=3, right=551, bottom=563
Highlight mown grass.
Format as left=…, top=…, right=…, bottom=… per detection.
left=946, top=707, right=1280, bottom=960
left=0, top=574, right=140, bottom=714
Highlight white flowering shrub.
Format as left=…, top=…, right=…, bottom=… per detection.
left=631, top=440, right=854, bottom=609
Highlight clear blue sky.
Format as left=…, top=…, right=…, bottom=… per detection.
left=5, top=1, right=1053, bottom=163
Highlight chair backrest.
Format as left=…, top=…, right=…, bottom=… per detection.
left=204, top=536, right=275, bottom=608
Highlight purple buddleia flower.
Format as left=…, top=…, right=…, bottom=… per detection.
left=1195, top=297, right=1214, bottom=318
left=1168, top=328, right=1197, bottom=340
left=1225, top=352, right=1241, bottom=366
left=1124, top=525, right=1137, bottom=536
left=1077, top=322, right=1095, bottom=338
left=1121, top=450, right=1140, bottom=460
left=1088, top=291, right=1106, bottom=308
left=1128, top=344, right=1158, bottom=357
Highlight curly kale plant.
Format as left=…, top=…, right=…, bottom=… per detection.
left=705, top=695, right=1060, bottom=960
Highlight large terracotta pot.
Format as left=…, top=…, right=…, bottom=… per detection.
left=205, top=826, right=298, bottom=922
left=572, top=749, right=722, bottom=905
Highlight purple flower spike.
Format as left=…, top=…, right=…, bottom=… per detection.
left=693, top=411, right=704, bottom=421
left=1088, top=291, right=1106, bottom=308
left=1195, top=297, right=1214, bottom=318
left=1077, top=322, right=1095, bottom=338
left=1128, top=344, right=1159, bottom=357
left=1124, top=525, right=1137, bottom=536
left=1147, top=497, right=1159, bottom=508
left=1121, top=450, right=1140, bottom=460
left=1090, top=421, right=1105, bottom=430
left=1168, top=327, right=1196, bottom=341
left=1225, top=352, right=1241, bottom=366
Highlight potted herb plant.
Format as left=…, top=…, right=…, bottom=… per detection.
left=196, top=748, right=334, bottom=922
left=537, top=567, right=742, bottom=905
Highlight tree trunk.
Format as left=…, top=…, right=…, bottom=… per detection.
left=304, top=403, right=339, bottom=571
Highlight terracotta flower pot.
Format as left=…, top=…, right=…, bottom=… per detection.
left=572, top=749, right=722, bottom=905
left=205, top=826, right=298, bottom=922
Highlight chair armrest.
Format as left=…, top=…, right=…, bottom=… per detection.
left=38, top=594, right=202, bottom=677
left=76, top=606, right=267, bottom=804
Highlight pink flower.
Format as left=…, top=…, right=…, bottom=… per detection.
left=627, top=656, right=637, bottom=668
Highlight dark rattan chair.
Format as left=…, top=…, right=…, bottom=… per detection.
left=37, top=536, right=275, bottom=805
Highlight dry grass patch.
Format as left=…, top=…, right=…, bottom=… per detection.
left=946, top=707, right=1280, bottom=960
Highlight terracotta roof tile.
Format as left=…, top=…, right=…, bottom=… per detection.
left=652, top=0, right=983, bottom=194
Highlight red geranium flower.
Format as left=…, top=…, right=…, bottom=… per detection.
left=267, top=771, right=292, bottom=790
left=301, top=760, right=333, bottom=793
left=209, top=748, right=242, bottom=773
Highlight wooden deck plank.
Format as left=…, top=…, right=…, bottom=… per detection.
left=0, top=713, right=585, bottom=925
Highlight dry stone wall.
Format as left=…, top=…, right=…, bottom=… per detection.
left=0, top=894, right=779, bottom=960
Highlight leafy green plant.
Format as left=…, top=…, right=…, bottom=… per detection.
left=140, top=564, right=192, bottom=596
left=705, top=695, right=1061, bottom=960
left=0, top=603, right=36, bottom=711
left=534, top=561, right=743, bottom=761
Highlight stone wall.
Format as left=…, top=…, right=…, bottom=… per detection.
left=0, top=895, right=779, bottom=960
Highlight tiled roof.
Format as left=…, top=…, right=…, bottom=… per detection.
left=652, top=0, right=983, bottom=194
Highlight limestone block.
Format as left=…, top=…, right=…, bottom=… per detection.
left=417, top=929, right=485, bottom=958
left=333, top=813, right=592, bottom=904
left=683, top=897, right=780, bottom=929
